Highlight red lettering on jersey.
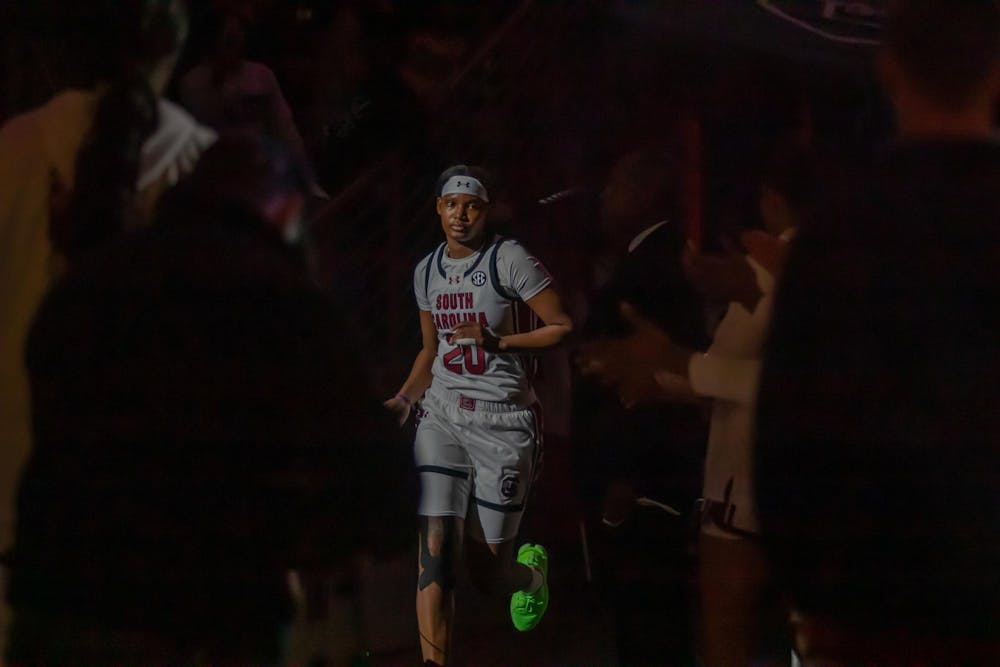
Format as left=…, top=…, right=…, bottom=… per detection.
left=437, top=292, right=477, bottom=312
left=448, top=313, right=458, bottom=328
left=478, top=312, right=488, bottom=326
left=443, top=347, right=463, bottom=374
left=441, top=344, right=486, bottom=376
left=465, top=345, right=487, bottom=375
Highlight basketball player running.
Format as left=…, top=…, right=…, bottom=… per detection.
left=385, top=165, right=573, bottom=666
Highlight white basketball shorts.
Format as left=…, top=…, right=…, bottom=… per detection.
left=414, top=386, right=542, bottom=544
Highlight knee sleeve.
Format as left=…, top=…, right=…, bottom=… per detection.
left=418, top=517, right=457, bottom=592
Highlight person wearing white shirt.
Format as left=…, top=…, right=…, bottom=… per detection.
left=580, top=144, right=814, bottom=666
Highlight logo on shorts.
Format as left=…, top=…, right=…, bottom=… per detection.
left=500, top=474, right=519, bottom=500
left=471, top=270, right=487, bottom=287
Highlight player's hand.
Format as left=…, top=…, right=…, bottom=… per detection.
left=383, top=395, right=411, bottom=427
left=448, top=320, right=502, bottom=352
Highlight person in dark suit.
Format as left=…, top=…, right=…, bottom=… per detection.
left=571, top=147, right=710, bottom=666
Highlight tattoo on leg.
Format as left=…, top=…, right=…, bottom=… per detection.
left=418, top=516, right=457, bottom=592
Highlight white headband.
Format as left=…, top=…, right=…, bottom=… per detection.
left=440, top=175, right=489, bottom=203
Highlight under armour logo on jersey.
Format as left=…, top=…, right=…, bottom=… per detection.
left=471, top=270, right=487, bottom=287
left=449, top=275, right=461, bottom=285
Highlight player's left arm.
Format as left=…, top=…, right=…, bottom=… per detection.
left=448, top=287, right=573, bottom=352
left=497, top=287, right=573, bottom=351
left=449, top=242, right=572, bottom=351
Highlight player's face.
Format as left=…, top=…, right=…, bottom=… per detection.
left=437, top=193, right=489, bottom=246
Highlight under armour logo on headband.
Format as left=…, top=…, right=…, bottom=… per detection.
left=440, top=175, right=490, bottom=202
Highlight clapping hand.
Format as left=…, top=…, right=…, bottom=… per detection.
left=683, top=240, right=762, bottom=311
left=577, top=303, right=693, bottom=408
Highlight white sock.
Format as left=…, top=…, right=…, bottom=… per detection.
left=523, top=566, right=543, bottom=594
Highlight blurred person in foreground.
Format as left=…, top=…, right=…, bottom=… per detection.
left=4, top=133, right=413, bottom=665
left=579, top=144, right=814, bottom=666
left=756, top=1, right=1000, bottom=664
left=0, top=0, right=215, bottom=657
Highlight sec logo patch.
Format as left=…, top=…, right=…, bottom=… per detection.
left=471, top=270, right=487, bottom=287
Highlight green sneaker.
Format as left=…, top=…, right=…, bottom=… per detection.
left=510, top=543, right=549, bottom=631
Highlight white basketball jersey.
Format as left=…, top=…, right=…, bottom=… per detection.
left=414, top=236, right=552, bottom=404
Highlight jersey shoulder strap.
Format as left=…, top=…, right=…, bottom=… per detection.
left=488, top=236, right=520, bottom=301
left=423, top=243, right=446, bottom=295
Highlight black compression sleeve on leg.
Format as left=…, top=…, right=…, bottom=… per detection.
left=418, top=516, right=458, bottom=592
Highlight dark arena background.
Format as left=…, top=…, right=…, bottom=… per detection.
left=7, top=2, right=1000, bottom=666
left=0, top=0, right=889, bottom=395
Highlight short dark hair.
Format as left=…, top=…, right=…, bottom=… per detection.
left=887, top=0, right=1000, bottom=108
left=435, top=164, right=494, bottom=199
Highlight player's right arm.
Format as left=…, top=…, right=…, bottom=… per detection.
left=384, top=309, right=437, bottom=426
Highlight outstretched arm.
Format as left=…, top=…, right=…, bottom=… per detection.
left=385, top=309, right=438, bottom=425
left=577, top=302, right=699, bottom=408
